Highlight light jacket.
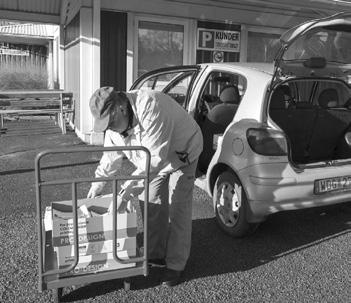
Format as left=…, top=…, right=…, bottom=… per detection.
left=91, top=89, right=203, bottom=198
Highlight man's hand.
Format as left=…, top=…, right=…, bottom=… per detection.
left=87, top=186, right=102, bottom=199
left=117, top=196, right=129, bottom=213
left=108, top=195, right=132, bottom=213
left=117, top=186, right=134, bottom=213
left=87, top=181, right=106, bottom=199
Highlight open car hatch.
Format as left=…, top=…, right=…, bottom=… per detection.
left=273, top=12, right=351, bottom=81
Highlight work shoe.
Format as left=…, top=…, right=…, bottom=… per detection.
left=161, top=268, right=182, bottom=287
left=148, top=258, right=166, bottom=268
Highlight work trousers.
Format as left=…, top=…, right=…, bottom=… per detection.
left=145, top=160, right=198, bottom=271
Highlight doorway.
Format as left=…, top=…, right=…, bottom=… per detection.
left=100, top=11, right=127, bottom=90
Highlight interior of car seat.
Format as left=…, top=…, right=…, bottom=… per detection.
left=198, top=85, right=240, bottom=172
left=270, top=81, right=351, bottom=165
left=270, top=86, right=286, bottom=110
left=308, top=88, right=343, bottom=161
left=270, top=85, right=319, bottom=163
left=219, top=85, right=240, bottom=105
left=318, top=88, right=339, bottom=108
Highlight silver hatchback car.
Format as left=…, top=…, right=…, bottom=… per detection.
left=132, top=12, right=351, bottom=237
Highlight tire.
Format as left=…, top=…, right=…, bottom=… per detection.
left=213, top=171, right=258, bottom=237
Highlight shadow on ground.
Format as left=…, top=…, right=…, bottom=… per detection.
left=60, top=202, right=351, bottom=301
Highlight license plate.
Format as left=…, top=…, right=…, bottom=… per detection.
left=314, top=176, right=351, bottom=194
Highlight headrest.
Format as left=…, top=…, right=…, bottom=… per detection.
left=270, top=87, right=286, bottom=109
left=318, top=88, right=338, bottom=108
left=326, top=100, right=338, bottom=108
left=207, top=103, right=238, bottom=125
left=219, top=85, right=240, bottom=104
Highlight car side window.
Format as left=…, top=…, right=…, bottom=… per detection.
left=196, top=71, right=247, bottom=119
left=137, top=73, right=178, bottom=91
left=288, top=81, right=314, bottom=107
left=135, top=70, right=197, bottom=108
left=163, top=72, right=195, bottom=107
left=288, top=81, right=350, bottom=109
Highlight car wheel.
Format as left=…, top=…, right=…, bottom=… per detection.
left=214, top=171, right=258, bottom=237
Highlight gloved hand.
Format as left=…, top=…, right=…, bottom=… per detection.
left=87, top=184, right=103, bottom=198
left=108, top=195, right=132, bottom=213
left=117, top=196, right=131, bottom=213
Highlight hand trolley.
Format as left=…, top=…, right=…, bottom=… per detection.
left=35, top=146, right=151, bottom=302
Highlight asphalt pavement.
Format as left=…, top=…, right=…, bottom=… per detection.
left=0, top=117, right=350, bottom=303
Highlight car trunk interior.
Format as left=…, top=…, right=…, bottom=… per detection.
left=269, top=79, right=351, bottom=165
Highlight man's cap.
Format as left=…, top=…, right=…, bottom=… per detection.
left=89, top=86, right=117, bottom=132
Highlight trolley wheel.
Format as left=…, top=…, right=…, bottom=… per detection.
left=53, top=287, right=62, bottom=303
left=124, top=279, right=131, bottom=291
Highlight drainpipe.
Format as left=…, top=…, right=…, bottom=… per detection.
left=47, top=39, right=54, bottom=89
left=89, top=0, right=103, bottom=145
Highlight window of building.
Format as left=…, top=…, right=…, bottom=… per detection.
left=247, top=31, right=281, bottom=62
left=137, top=21, right=184, bottom=78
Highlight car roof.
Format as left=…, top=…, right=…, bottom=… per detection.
left=199, top=62, right=274, bottom=76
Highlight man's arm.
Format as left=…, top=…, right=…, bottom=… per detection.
left=87, top=130, right=125, bottom=198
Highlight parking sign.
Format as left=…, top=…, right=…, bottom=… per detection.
left=197, top=28, right=240, bottom=52
left=198, top=29, right=215, bottom=49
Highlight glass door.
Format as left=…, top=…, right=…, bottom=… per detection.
left=135, top=17, right=190, bottom=79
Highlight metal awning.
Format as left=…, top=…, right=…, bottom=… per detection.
left=0, top=22, right=56, bottom=45
left=0, top=0, right=63, bottom=24
left=0, top=0, right=350, bottom=25
left=169, top=0, right=351, bottom=17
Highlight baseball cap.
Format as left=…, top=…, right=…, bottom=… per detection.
left=89, top=86, right=117, bottom=132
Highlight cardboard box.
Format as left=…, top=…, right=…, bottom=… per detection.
left=45, top=195, right=138, bottom=271
left=52, top=211, right=137, bottom=247
left=51, top=196, right=137, bottom=246
left=56, top=237, right=137, bottom=263
left=59, top=251, right=136, bottom=276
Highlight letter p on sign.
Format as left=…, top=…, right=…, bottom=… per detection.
left=198, top=30, right=214, bottom=49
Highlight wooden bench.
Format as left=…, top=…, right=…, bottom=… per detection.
left=0, top=90, right=74, bottom=134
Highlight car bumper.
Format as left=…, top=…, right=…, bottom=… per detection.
left=239, top=162, right=351, bottom=222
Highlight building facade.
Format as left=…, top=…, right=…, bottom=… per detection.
left=1, top=0, right=350, bottom=144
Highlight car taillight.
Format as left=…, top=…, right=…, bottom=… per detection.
left=247, top=128, right=287, bottom=156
